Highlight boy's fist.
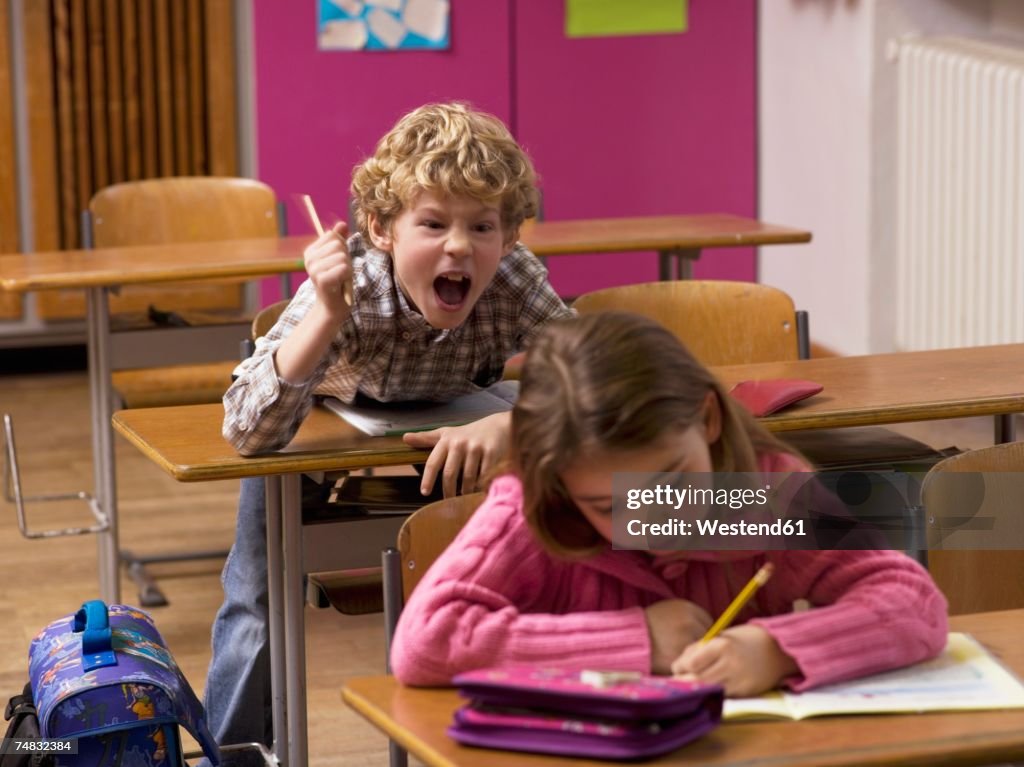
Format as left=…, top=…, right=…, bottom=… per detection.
left=304, top=221, right=351, bottom=317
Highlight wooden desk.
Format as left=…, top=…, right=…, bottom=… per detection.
left=0, top=214, right=809, bottom=291
left=713, top=344, right=1024, bottom=442
left=342, top=609, right=1024, bottom=767
left=523, top=213, right=811, bottom=279
left=113, top=404, right=428, bottom=767
left=1, top=237, right=312, bottom=603
left=0, top=215, right=809, bottom=602
left=112, top=340, right=1019, bottom=767
left=112, top=403, right=426, bottom=482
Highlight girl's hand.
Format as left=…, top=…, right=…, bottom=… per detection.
left=644, top=599, right=713, bottom=675
left=304, top=221, right=351, bottom=320
left=671, top=624, right=799, bottom=697
left=403, top=412, right=510, bottom=498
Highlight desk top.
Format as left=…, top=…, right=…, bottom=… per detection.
left=342, top=609, right=1024, bottom=767
left=522, top=213, right=811, bottom=255
left=112, top=403, right=429, bottom=482
left=0, top=237, right=313, bottom=291
left=113, top=344, right=1024, bottom=481
left=1, top=214, right=810, bottom=292
left=715, top=344, right=1024, bottom=431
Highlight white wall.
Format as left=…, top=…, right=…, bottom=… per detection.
left=758, top=0, right=1001, bottom=355
left=758, top=0, right=875, bottom=355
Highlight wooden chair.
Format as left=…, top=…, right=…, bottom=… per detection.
left=505, top=280, right=800, bottom=380
left=237, top=299, right=290, bottom=362
left=573, top=280, right=808, bottom=364
left=571, top=281, right=951, bottom=473
left=923, top=442, right=1024, bottom=615
left=383, top=492, right=484, bottom=609
left=86, top=177, right=284, bottom=408
left=381, top=492, right=485, bottom=767
left=251, top=299, right=289, bottom=339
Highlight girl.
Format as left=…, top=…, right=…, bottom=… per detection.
left=389, top=312, right=948, bottom=696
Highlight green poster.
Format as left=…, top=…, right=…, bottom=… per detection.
left=566, top=0, right=688, bottom=38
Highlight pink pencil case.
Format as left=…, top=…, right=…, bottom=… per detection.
left=448, top=667, right=723, bottom=760
left=729, top=378, right=824, bottom=417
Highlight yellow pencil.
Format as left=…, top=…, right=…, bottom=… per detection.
left=300, top=194, right=352, bottom=306
left=701, top=562, right=774, bottom=643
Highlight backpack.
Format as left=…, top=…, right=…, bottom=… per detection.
left=1, top=683, right=54, bottom=767
left=27, top=601, right=219, bottom=767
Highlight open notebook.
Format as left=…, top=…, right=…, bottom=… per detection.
left=322, top=381, right=519, bottom=437
left=724, top=633, right=1024, bottom=720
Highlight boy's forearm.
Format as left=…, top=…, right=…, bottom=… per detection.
left=273, top=302, right=347, bottom=384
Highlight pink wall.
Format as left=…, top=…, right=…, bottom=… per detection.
left=515, top=0, right=757, bottom=292
left=252, top=0, right=756, bottom=302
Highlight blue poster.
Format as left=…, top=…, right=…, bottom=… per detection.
left=318, top=0, right=450, bottom=51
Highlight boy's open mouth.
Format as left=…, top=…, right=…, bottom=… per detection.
left=434, top=272, right=471, bottom=309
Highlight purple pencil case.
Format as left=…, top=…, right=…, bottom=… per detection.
left=448, top=667, right=723, bottom=760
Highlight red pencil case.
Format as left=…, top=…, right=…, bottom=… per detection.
left=729, top=378, right=824, bottom=417
left=448, top=667, right=723, bottom=760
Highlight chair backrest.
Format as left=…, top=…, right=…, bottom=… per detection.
left=571, top=280, right=802, bottom=366
left=924, top=442, right=1024, bottom=474
left=380, top=492, right=484, bottom=766
left=90, top=176, right=279, bottom=247
left=395, top=492, right=485, bottom=601
left=251, top=300, right=290, bottom=341
left=922, top=442, right=1024, bottom=614
left=82, top=177, right=281, bottom=318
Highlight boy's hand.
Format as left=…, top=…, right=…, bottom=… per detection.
left=644, top=599, right=713, bottom=675
left=403, top=412, right=510, bottom=498
left=671, top=624, right=799, bottom=697
left=304, top=221, right=351, bottom=319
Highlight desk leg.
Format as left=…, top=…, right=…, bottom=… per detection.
left=658, top=248, right=701, bottom=280
left=266, top=476, right=287, bottom=766
left=86, top=287, right=120, bottom=603
left=282, top=473, right=308, bottom=767
left=996, top=414, right=1016, bottom=444
left=658, top=251, right=671, bottom=281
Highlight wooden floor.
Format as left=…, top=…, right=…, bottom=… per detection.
left=0, top=368, right=1004, bottom=765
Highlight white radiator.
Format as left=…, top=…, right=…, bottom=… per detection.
left=896, top=36, right=1024, bottom=350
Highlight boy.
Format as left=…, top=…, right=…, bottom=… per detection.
left=206, top=102, right=572, bottom=764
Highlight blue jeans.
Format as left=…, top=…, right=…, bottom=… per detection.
left=198, top=477, right=272, bottom=767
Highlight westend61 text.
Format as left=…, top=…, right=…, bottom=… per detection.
left=627, top=518, right=807, bottom=537
left=625, top=483, right=771, bottom=510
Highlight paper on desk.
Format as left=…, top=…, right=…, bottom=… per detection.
left=724, top=633, right=1024, bottom=720
left=322, top=381, right=518, bottom=437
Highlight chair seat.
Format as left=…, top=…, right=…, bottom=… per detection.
left=111, top=361, right=237, bottom=408
left=308, top=569, right=384, bottom=615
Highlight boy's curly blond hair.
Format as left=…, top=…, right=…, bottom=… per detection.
left=350, top=102, right=538, bottom=240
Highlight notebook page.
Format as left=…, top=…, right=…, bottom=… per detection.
left=724, top=633, right=1024, bottom=720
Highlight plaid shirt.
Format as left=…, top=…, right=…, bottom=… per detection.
left=223, top=233, right=573, bottom=454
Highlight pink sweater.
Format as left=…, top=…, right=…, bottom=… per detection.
left=390, top=461, right=948, bottom=691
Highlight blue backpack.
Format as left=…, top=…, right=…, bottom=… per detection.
left=27, top=602, right=219, bottom=767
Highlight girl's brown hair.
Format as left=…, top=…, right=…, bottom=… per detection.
left=511, top=311, right=800, bottom=556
